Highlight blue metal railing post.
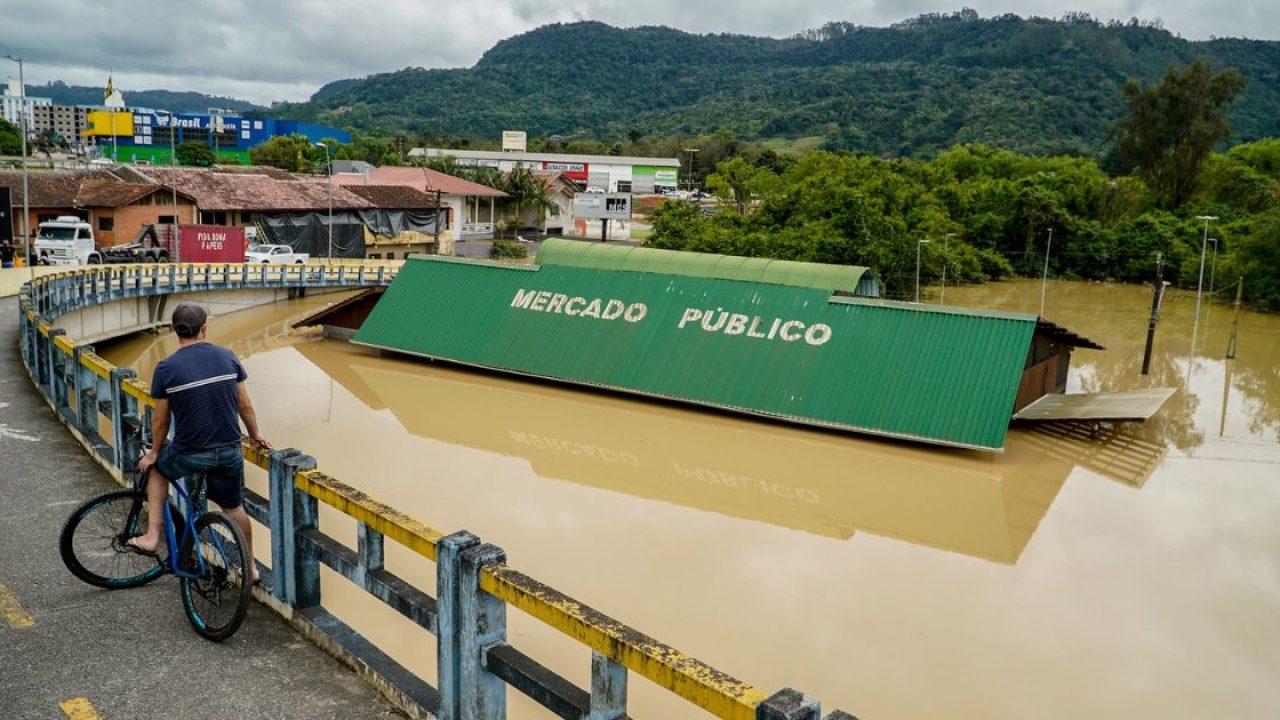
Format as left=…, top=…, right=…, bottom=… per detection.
left=73, top=345, right=97, bottom=437
left=437, top=530, right=481, bottom=720
left=587, top=651, right=627, bottom=720
left=19, top=304, right=32, bottom=371
left=459, top=543, right=507, bottom=720
left=757, top=689, right=822, bottom=720
left=110, top=367, right=138, bottom=470
left=44, top=328, right=65, bottom=402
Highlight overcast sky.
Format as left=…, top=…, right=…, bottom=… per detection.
left=1, top=1, right=1276, bottom=106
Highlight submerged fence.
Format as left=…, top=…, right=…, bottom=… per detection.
left=17, top=264, right=856, bottom=720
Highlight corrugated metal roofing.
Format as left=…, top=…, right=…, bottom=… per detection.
left=352, top=256, right=1040, bottom=450
left=536, top=238, right=880, bottom=297
left=331, top=167, right=508, bottom=198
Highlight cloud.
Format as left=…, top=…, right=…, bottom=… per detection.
left=1, top=0, right=1275, bottom=106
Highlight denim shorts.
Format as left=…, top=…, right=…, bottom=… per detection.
left=154, top=443, right=245, bottom=509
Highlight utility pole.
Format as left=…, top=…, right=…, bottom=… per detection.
left=1226, top=277, right=1243, bottom=359
left=4, top=54, right=31, bottom=278
left=682, top=147, right=699, bottom=192
left=171, top=138, right=180, bottom=262
left=1141, top=252, right=1166, bottom=376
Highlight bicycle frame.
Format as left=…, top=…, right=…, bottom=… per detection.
left=134, top=470, right=233, bottom=582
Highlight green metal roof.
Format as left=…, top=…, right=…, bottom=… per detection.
left=536, top=238, right=880, bottom=297
left=353, top=256, right=1038, bottom=450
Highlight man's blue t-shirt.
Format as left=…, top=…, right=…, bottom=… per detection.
left=150, top=343, right=247, bottom=452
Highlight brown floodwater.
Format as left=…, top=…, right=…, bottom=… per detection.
left=97, top=279, right=1280, bottom=720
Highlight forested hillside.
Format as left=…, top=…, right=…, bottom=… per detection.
left=277, top=12, right=1280, bottom=156
left=25, top=81, right=259, bottom=114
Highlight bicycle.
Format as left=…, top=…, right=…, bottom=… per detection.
left=59, top=464, right=253, bottom=642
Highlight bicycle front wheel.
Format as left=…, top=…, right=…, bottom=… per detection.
left=179, top=511, right=251, bottom=642
left=59, top=489, right=166, bottom=589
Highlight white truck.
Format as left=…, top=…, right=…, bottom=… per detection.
left=244, top=244, right=309, bottom=264
left=34, top=216, right=171, bottom=266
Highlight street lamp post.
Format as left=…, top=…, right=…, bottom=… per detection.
left=315, top=143, right=332, bottom=265
left=940, top=232, right=955, bottom=305
left=1188, top=215, right=1218, bottom=383
left=4, top=54, right=31, bottom=280
left=915, top=238, right=929, bottom=303
left=1040, top=227, right=1053, bottom=317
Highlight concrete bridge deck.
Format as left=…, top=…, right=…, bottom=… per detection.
left=0, top=296, right=402, bottom=720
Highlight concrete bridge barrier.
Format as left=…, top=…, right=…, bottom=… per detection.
left=15, top=264, right=857, bottom=720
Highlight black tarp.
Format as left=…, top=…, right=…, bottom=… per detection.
left=0, top=187, right=12, bottom=243
left=260, top=212, right=366, bottom=259
left=359, top=209, right=446, bottom=238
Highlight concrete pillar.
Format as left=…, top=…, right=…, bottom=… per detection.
left=458, top=543, right=507, bottom=720
left=436, top=530, right=480, bottom=720
left=268, top=448, right=319, bottom=608
left=757, top=689, right=821, bottom=720
left=587, top=650, right=627, bottom=720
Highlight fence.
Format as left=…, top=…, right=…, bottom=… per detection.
left=16, top=264, right=856, bottom=720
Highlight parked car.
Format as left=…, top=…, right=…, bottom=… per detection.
left=244, top=244, right=309, bottom=264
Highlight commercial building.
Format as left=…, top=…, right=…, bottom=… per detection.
left=83, top=109, right=350, bottom=165
left=1, top=80, right=50, bottom=137
left=328, top=166, right=507, bottom=243
left=411, top=147, right=680, bottom=194
left=352, top=243, right=1121, bottom=451
left=31, top=103, right=90, bottom=145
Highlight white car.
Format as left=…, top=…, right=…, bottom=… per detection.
left=244, top=244, right=309, bottom=264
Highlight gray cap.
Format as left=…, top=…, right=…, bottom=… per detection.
left=171, top=303, right=208, bottom=338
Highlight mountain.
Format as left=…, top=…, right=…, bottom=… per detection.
left=277, top=12, right=1280, bottom=156
left=26, top=81, right=260, bottom=114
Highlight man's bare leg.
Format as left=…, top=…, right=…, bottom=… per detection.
left=127, top=469, right=170, bottom=554
left=223, top=506, right=259, bottom=583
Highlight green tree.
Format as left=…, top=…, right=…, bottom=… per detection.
left=249, top=134, right=325, bottom=172
left=704, top=157, right=778, bottom=215
left=175, top=140, right=216, bottom=167
left=1220, top=209, right=1280, bottom=311
left=0, top=118, right=22, bottom=156
left=1111, top=59, right=1246, bottom=210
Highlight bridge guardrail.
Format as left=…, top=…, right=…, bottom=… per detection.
left=17, top=264, right=855, bottom=720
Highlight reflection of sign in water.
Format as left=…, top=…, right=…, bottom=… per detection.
left=291, top=340, right=1169, bottom=565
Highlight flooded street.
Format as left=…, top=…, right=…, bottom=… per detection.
left=98, top=279, right=1280, bottom=719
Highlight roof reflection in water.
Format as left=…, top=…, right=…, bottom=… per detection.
left=293, top=339, right=1167, bottom=565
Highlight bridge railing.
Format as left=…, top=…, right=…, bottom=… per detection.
left=16, top=266, right=855, bottom=720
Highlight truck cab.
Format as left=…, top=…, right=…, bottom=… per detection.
left=35, top=216, right=99, bottom=265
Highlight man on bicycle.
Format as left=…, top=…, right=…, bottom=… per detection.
left=129, top=302, right=271, bottom=582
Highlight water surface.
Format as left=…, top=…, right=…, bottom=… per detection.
left=99, top=279, right=1280, bottom=719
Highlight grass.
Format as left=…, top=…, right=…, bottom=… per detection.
left=630, top=227, right=653, bottom=241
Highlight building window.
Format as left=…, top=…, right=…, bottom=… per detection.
left=241, top=212, right=255, bottom=225
left=158, top=215, right=176, bottom=225
left=98, top=217, right=114, bottom=232
left=369, top=253, right=381, bottom=260
left=616, top=181, right=632, bottom=193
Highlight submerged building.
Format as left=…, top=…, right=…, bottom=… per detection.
left=351, top=241, right=1108, bottom=451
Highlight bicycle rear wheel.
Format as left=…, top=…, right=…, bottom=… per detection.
left=59, top=489, right=166, bottom=589
left=179, top=511, right=251, bottom=642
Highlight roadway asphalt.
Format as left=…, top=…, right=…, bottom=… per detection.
left=0, top=296, right=402, bottom=720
